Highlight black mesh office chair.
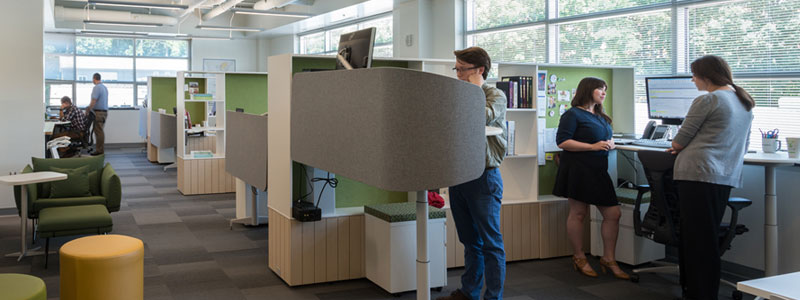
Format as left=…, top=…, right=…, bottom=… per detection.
left=62, top=110, right=95, bottom=157
left=632, top=150, right=751, bottom=300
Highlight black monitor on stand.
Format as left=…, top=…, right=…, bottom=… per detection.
left=335, top=27, right=376, bottom=70
left=645, top=76, right=707, bottom=125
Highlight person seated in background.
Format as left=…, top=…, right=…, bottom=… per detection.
left=53, top=96, right=87, bottom=157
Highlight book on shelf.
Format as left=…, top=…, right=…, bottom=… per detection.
left=190, top=150, right=214, bottom=158
left=500, top=76, right=533, bottom=109
left=506, top=120, right=516, bottom=156
left=191, top=93, right=213, bottom=100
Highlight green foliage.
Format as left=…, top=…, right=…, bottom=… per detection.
left=559, top=11, right=672, bottom=75
left=301, top=32, right=326, bottom=54
left=136, top=39, right=188, bottom=57
left=688, top=0, right=800, bottom=73
left=472, top=26, right=546, bottom=63
left=76, top=37, right=134, bottom=56
left=559, top=0, right=669, bottom=17
left=471, top=0, right=545, bottom=30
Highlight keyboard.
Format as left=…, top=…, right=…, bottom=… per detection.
left=632, top=139, right=672, bottom=148
left=613, top=138, right=635, bottom=145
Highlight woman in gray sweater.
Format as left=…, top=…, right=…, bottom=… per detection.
left=667, top=55, right=754, bottom=300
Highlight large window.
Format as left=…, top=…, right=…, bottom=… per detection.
left=44, top=34, right=190, bottom=108
left=299, top=14, right=393, bottom=57
left=467, top=0, right=800, bottom=151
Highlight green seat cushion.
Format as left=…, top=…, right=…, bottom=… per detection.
left=37, top=204, right=112, bottom=236
left=0, top=273, right=47, bottom=300
left=364, top=202, right=446, bottom=223
left=33, top=196, right=106, bottom=212
left=616, top=188, right=650, bottom=205
left=49, top=165, right=92, bottom=198
left=32, top=154, right=104, bottom=198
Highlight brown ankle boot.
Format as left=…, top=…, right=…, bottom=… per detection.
left=435, top=289, right=470, bottom=300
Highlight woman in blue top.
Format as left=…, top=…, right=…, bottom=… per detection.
left=553, top=77, right=629, bottom=280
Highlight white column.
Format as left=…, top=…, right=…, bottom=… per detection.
left=0, top=1, right=44, bottom=209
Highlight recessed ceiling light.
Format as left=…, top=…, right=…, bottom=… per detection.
left=196, top=25, right=262, bottom=32
left=231, top=8, right=312, bottom=18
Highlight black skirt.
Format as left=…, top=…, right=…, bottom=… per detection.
left=552, top=151, right=618, bottom=206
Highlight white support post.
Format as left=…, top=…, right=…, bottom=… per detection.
left=416, top=190, right=430, bottom=300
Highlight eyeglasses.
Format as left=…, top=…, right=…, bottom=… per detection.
left=452, top=66, right=479, bottom=73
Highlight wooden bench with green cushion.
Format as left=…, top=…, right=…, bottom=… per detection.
left=37, top=204, right=113, bottom=268
left=13, top=154, right=121, bottom=220
left=0, top=273, right=47, bottom=300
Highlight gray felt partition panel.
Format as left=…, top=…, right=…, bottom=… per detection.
left=158, top=113, right=177, bottom=149
left=291, top=67, right=485, bottom=192
left=225, top=111, right=268, bottom=190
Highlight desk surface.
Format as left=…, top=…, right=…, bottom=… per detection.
left=0, top=172, right=67, bottom=185
left=737, top=272, right=800, bottom=299
left=44, top=121, right=70, bottom=134
left=615, top=145, right=800, bottom=165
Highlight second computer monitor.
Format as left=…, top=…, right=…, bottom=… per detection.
left=335, top=27, right=376, bottom=70
left=646, top=76, right=707, bottom=125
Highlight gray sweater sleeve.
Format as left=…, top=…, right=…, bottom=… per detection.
left=673, top=95, right=714, bottom=147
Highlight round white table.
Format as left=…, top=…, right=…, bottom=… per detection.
left=0, top=171, right=67, bottom=261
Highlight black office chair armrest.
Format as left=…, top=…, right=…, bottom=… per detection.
left=719, top=197, right=753, bottom=256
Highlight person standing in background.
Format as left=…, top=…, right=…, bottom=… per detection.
left=668, top=55, right=754, bottom=300
left=86, top=72, right=108, bottom=155
left=437, top=47, right=507, bottom=300
left=553, top=77, right=630, bottom=281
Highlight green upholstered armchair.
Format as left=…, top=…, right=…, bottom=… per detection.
left=13, top=154, right=121, bottom=219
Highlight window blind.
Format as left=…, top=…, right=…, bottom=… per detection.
left=469, top=26, right=547, bottom=63
left=559, top=0, right=671, bottom=17
left=558, top=10, right=673, bottom=75
left=467, top=0, right=545, bottom=31
left=687, top=0, right=800, bottom=73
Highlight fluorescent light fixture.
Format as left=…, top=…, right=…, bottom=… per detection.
left=146, top=32, right=188, bottom=37
left=231, top=8, right=312, bottom=18
left=88, top=0, right=189, bottom=10
left=84, top=20, right=163, bottom=27
left=79, top=30, right=148, bottom=37
left=196, top=25, right=262, bottom=32
left=189, top=36, right=232, bottom=41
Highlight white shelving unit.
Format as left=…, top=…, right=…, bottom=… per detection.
left=175, top=71, right=234, bottom=195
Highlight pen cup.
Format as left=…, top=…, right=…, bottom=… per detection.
left=762, top=137, right=781, bottom=153
left=787, top=137, right=800, bottom=158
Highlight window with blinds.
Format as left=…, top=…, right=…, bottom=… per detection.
left=687, top=0, right=800, bottom=73
left=298, top=15, right=393, bottom=57
left=469, top=26, right=546, bottom=64
left=466, top=0, right=799, bottom=151
left=559, top=0, right=671, bottom=17
left=558, top=10, right=673, bottom=75
left=466, top=0, right=545, bottom=31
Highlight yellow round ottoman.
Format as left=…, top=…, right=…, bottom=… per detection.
left=60, top=234, right=144, bottom=300
left=0, top=273, right=46, bottom=300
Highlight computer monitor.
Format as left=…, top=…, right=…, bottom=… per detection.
left=645, top=76, right=707, bottom=125
left=335, top=27, right=376, bottom=70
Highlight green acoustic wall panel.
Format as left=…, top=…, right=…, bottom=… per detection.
left=150, top=77, right=205, bottom=123
left=226, top=74, right=268, bottom=114
left=536, top=67, right=614, bottom=195
left=291, top=57, right=409, bottom=209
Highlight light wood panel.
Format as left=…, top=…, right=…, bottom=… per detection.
left=176, top=157, right=235, bottom=195
left=147, top=137, right=158, bottom=162
left=539, top=201, right=573, bottom=258
left=267, top=208, right=367, bottom=286
left=445, top=202, right=542, bottom=269
left=186, top=135, right=216, bottom=153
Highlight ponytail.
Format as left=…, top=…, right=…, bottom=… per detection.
left=730, top=83, right=755, bottom=111
left=691, top=55, right=755, bottom=112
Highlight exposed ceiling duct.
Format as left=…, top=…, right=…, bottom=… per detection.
left=55, top=6, right=179, bottom=26
left=201, top=0, right=245, bottom=21
left=252, top=0, right=313, bottom=11
left=177, top=0, right=219, bottom=19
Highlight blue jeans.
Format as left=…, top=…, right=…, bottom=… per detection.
left=448, top=168, right=505, bottom=300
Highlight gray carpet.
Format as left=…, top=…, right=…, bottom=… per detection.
left=0, top=144, right=753, bottom=300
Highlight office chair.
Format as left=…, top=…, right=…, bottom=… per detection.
left=62, top=111, right=96, bottom=156
left=632, top=151, right=751, bottom=300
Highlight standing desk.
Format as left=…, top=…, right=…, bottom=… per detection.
left=616, top=145, right=800, bottom=276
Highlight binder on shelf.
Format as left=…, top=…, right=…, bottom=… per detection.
left=506, top=120, right=516, bottom=156
left=192, top=93, right=213, bottom=100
